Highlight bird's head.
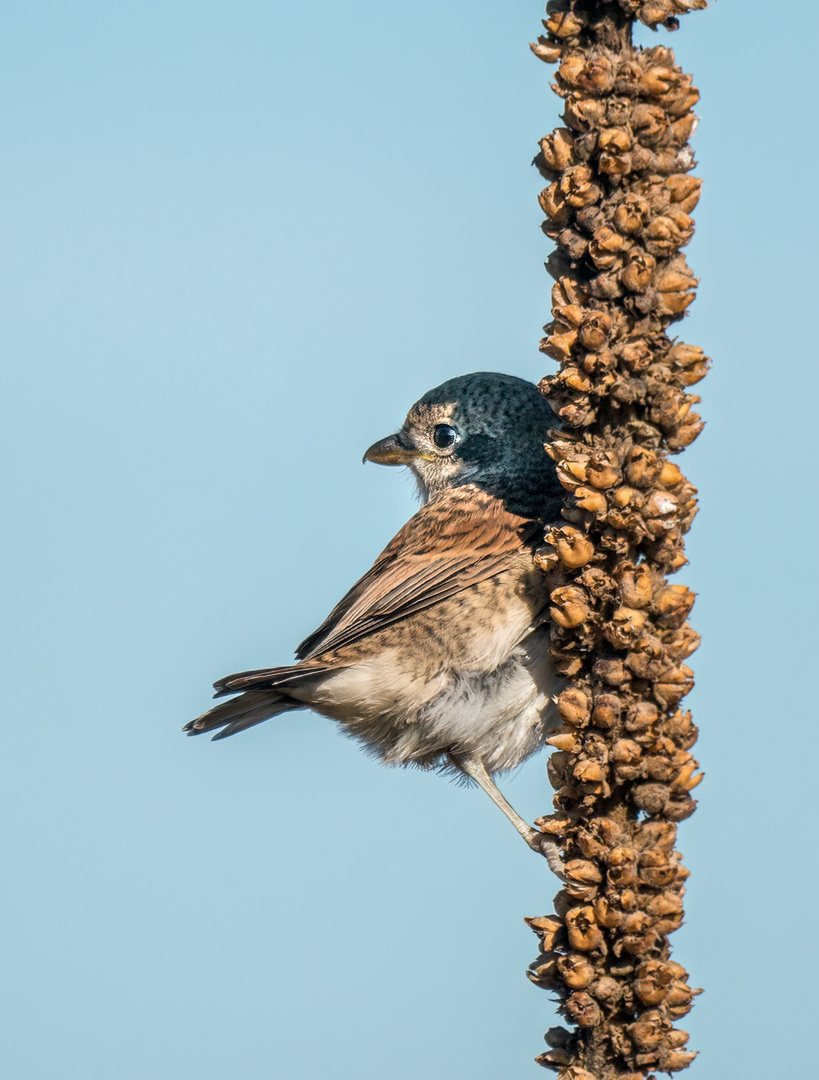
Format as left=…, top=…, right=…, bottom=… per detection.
left=363, top=372, right=561, bottom=514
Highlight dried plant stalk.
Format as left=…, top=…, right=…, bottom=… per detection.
left=527, top=2, right=708, bottom=1076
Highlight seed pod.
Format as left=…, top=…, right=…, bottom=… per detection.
left=591, top=692, right=622, bottom=729
left=545, top=10, right=587, bottom=38
left=616, top=563, right=654, bottom=608
left=620, top=249, right=656, bottom=293
left=564, top=858, right=604, bottom=888
left=560, top=165, right=603, bottom=208
left=557, top=687, right=592, bottom=727
left=535, top=1049, right=572, bottom=1068
left=550, top=585, right=592, bottom=628
left=546, top=729, right=579, bottom=752
left=558, top=953, right=596, bottom=989
left=530, top=37, right=564, bottom=64
left=632, top=782, right=670, bottom=815
left=607, top=847, right=639, bottom=888
left=525, top=913, right=565, bottom=946
left=553, top=1065, right=599, bottom=1080
left=539, top=182, right=572, bottom=224
left=565, top=905, right=604, bottom=951
left=565, top=992, right=604, bottom=1028
left=547, top=525, right=596, bottom=568
left=528, top=951, right=560, bottom=986
left=564, top=94, right=607, bottom=131
left=666, top=173, right=702, bottom=212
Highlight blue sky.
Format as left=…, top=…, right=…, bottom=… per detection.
left=2, top=2, right=817, bottom=1077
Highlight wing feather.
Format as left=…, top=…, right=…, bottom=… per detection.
left=296, top=485, right=540, bottom=661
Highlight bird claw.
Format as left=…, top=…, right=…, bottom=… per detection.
left=526, top=830, right=567, bottom=880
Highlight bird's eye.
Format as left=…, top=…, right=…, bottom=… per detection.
left=433, top=424, right=458, bottom=450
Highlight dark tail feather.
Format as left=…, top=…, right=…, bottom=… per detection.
left=184, top=690, right=299, bottom=740
left=213, top=663, right=335, bottom=698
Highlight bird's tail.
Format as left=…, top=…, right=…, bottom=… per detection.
left=184, top=663, right=335, bottom=740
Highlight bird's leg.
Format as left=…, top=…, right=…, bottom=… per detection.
left=452, top=755, right=566, bottom=879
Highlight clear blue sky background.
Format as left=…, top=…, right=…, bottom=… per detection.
left=2, top=2, right=816, bottom=1077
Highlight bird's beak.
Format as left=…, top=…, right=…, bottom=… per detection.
left=363, top=433, right=432, bottom=466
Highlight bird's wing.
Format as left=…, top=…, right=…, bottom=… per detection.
left=294, top=485, right=542, bottom=661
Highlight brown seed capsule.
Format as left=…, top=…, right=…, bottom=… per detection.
left=550, top=527, right=596, bottom=568
left=593, top=657, right=629, bottom=687
left=525, top=913, right=564, bottom=941
left=591, top=693, right=622, bottom=729
left=660, top=1050, right=698, bottom=1072
left=589, top=979, right=623, bottom=1013
left=564, top=94, right=607, bottom=131
left=547, top=751, right=570, bottom=789
left=598, top=127, right=633, bottom=175
left=608, top=607, right=650, bottom=649
left=528, top=951, right=560, bottom=986
left=564, top=859, right=604, bottom=888
left=565, top=905, right=604, bottom=951
left=610, top=738, right=643, bottom=765
left=632, top=782, right=670, bottom=814
left=620, top=250, right=657, bottom=293
left=544, top=9, right=587, bottom=38
left=625, top=700, right=660, bottom=733
left=556, top=687, right=592, bottom=728
left=607, top=846, right=639, bottom=887
left=543, top=1025, right=573, bottom=1050
left=588, top=229, right=626, bottom=270
left=643, top=214, right=685, bottom=257
left=646, top=892, right=684, bottom=919
left=559, top=54, right=615, bottom=95
left=534, top=812, right=572, bottom=837
left=552, top=1065, right=599, bottom=1080
left=609, top=485, right=641, bottom=509
left=557, top=953, right=596, bottom=989
left=559, top=166, right=602, bottom=209
left=550, top=585, right=591, bottom=628
left=530, top=38, right=563, bottom=64
left=539, top=183, right=571, bottom=225
left=534, top=1049, right=572, bottom=1068
left=533, top=546, right=560, bottom=573
left=574, top=486, right=608, bottom=513
left=546, top=730, right=578, bottom=752
left=618, top=338, right=653, bottom=371
left=590, top=898, right=622, bottom=931
left=613, top=195, right=650, bottom=235
left=565, top=991, right=603, bottom=1029
left=629, top=1010, right=667, bottom=1052
left=654, top=665, right=695, bottom=709
left=666, top=173, right=702, bottom=212
left=636, top=820, right=677, bottom=851
left=616, top=563, right=654, bottom=608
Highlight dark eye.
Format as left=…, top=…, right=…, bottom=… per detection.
left=433, top=424, right=458, bottom=450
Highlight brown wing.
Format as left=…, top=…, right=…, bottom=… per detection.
left=295, top=484, right=540, bottom=661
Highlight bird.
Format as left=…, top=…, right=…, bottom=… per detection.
left=185, top=372, right=566, bottom=873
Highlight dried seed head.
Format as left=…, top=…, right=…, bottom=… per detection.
left=547, top=525, right=596, bottom=568
left=565, top=991, right=604, bottom=1028
left=546, top=729, right=580, bottom=752
left=591, top=693, right=622, bottom=729
left=631, top=782, right=670, bottom=815
left=530, top=37, right=564, bottom=64
left=565, top=905, right=604, bottom=951
left=550, top=585, right=592, bottom=628
left=544, top=9, right=588, bottom=38
left=535, top=1048, right=572, bottom=1069
left=558, top=953, right=596, bottom=989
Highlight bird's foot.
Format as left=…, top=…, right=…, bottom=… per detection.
left=524, top=828, right=567, bottom=880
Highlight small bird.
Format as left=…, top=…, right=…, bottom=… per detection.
left=186, top=372, right=565, bottom=872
